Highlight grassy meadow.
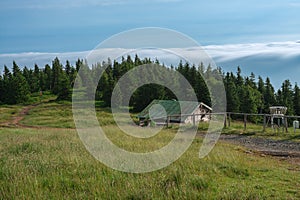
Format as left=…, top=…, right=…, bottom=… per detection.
left=0, top=100, right=300, bottom=199
left=20, top=101, right=300, bottom=142
left=0, top=105, right=22, bottom=124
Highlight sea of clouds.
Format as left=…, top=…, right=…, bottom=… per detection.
left=1, top=41, right=300, bottom=89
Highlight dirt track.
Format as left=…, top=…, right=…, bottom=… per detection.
left=0, top=104, right=37, bottom=128
left=13, top=105, right=36, bottom=127
left=220, top=134, right=300, bottom=153
left=219, top=134, right=300, bottom=167
left=0, top=104, right=71, bottom=130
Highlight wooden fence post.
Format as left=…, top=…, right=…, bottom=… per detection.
left=224, top=113, right=227, bottom=128
left=263, top=114, right=266, bottom=132
left=166, top=116, right=170, bottom=128
left=285, top=117, right=288, bottom=133
left=244, top=114, right=247, bottom=130
left=228, top=113, right=231, bottom=127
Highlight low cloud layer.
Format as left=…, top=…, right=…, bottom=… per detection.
left=204, top=41, right=300, bottom=62
left=1, top=41, right=300, bottom=89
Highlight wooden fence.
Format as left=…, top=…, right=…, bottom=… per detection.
left=151, top=112, right=300, bottom=133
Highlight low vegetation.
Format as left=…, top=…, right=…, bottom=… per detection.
left=0, top=101, right=300, bottom=199
left=19, top=101, right=300, bottom=142
left=21, top=101, right=75, bottom=128
left=0, top=105, right=22, bottom=124
left=0, top=127, right=299, bottom=199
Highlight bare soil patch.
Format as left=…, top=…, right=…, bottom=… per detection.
left=0, top=104, right=37, bottom=128
left=219, top=134, right=300, bottom=167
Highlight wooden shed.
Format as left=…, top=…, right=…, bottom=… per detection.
left=138, top=100, right=212, bottom=126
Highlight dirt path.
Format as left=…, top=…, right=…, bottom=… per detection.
left=12, top=105, right=36, bottom=127
left=219, top=134, right=300, bottom=167
left=0, top=104, right=38, bottom=128
left=0, top=103, right=73, bottom=130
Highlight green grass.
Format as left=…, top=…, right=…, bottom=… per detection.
left=0, top=127, right=299, bottom=199
left=21, top=102, right=129, bottom=128
left=19, top=101, right=300, bottom=142
left=0, top=92, right=56, bottom=125
left=1, top=101, right=300, bottom=199
left=0, top=105, right=22, bottom=124
left=26, top=91, right=57, bottom=105
left=20, top=101, right=75, bottom=128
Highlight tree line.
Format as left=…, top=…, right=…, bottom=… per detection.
left=224, top=68, right=300, bottom=121
left=0, top=55, right=300, bottom=117
left=0, top=58, right=75, bottom=104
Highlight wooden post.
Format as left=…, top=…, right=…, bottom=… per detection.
left=244, top=114, right=247, bottom=131
left=224, top=113, right=227, bottom=128
left=285, top=117, right=288, bottom=133
left=166, top=116, right=170, bottom=128
left=228, top=113, right=231, bottom=127
left=271, top=116, right=274, bottom=130
left=263, top=114, right=266, bottom=132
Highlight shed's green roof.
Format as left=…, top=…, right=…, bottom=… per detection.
left=138, top=100, right=201, bottom=122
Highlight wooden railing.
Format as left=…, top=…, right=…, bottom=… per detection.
left=145, top=112, right=300, bottom=133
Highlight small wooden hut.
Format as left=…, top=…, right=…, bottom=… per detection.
left=138, top=100, right=212, bottom=126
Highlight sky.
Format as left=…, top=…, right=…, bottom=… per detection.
left=1, top=0, right=300, bottom=88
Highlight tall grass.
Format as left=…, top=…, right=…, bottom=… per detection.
left=0, top=127, right=299, bottom=199
left=20, top=102, right=75, bottom=128
left=0, top=105, right=22, bottom=124
left=21, top=102, right=117, bottom=128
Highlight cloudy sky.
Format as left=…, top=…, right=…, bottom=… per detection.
left=1, top=0, right=300, bottom=88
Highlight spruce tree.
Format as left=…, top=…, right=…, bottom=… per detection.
left=12, top=61, right=21, bottom=76
left=11, top=62, right=30, bottom=104
left=240, top=84, right=262, bottom=121
left=22, top=66, right=30, bottom=86
left=44, top=64, right=52, bottom=91
left=51, top=57, right=63, bottom=94
left=12, top=71, right=30, bottom=104
left=57, top=72, right=71, bottom=101
left=195, top=67, right=211, bottom=106
left=281, top=80, right=294, bottom=115
left=65, top=60, right=71, bottom=76
left=31, top=64, right=40, bottom=93
left=249, top=72, right=257, bottom=89
left=257, top=76, right=265, bottom=113
left=2, top=66, right=13, bottom=103
left=293, top=83, right=300, bottom=116
left=264, top=77, right=276, bottom=113
left=0, top=75, right=3, bottom=104
left=225, top=72, right=240, bottom=113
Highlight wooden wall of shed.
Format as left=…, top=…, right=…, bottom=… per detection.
left=184, top=107, right=210, bottom=124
